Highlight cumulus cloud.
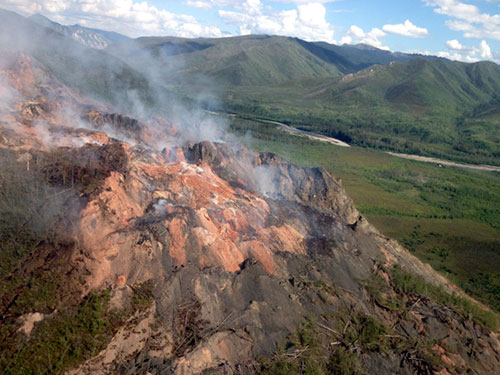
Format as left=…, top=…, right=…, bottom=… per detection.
left=479, top=40, right=493, bottom=58
left=382, top=19, right=429, bottom=38
left=445, top=39, right=466, bottom=50
left=438, top=39, right=493, bottom=62
left=0, top=0, right=223, bottom=37
left=436, top=50, right=478, bottom=63
left=218, top=1, right=335, bottom=42
left=425, top=0, right=481, bottom=21
left=1, top=0, right=338, bottom=41
left=423, top=0, right=498, bottom=61
left=424, top=0, right=500, bottom=40
left=340, top=25, right=388, bottom=50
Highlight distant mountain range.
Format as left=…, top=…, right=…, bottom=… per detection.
left=29, top=14, right=129, bottom=50
left=107, top=34, right=437, bottom=86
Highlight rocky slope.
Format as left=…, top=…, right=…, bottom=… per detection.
left=0, top=53, right=499, bottom=375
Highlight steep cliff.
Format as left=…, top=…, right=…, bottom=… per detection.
left=0, top=53, right=498, bottom=375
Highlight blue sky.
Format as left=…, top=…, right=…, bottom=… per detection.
left=2, top=0, right=500, bottom=62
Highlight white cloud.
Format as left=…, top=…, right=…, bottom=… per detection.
left=218, top=1, right=336, bottom=42
left=425, top=0, right=481, bottom=21
left=436, top=50, right=479, bottom=62
left=424, top=0, right=500, bottom=40
left=0, top=0, right=224, bottom=37
left=1, top=0, right=42, bottom=13
left=407, top=38, right=498, bottom=63
left=439, top=39, right=493, bottom=62
left=340, top=25, right=388, bottom=50
left=479, top=40, right=493, bottom=58
left=424, top=0, right=498, bottom=61
left=382, top=19, right=429, bottom=38
left=445, top=39, right=465, bottom=50
left=241, top=0, right=263, bottom=15
left=187, top=0, right=338, bottom=6
left=186, top=0, right=235, bottom=9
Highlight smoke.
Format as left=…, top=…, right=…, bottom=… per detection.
left=0, top=9, right=154, bottom=117
left=0, top=54, right=22, bottom=120
left=32, top=119, right=107, bottom=149
left=32, top=120, right=56, bottom=148
left=106, top=35, right=230, bottom=148
left=0, top=9, right=232, bottom=150
left=0, top=8, right=256, bottom=200
left=167, top=108, right=227, bottom=147
left=0, top=83, right=19, bottom=115
left=252, top=164, right=281, bottom=199
left=153, top=199, right=168, bottom=213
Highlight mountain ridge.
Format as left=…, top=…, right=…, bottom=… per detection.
left=0, top=9, right=157, bottom=115
left=29, top=13, right=130, bottom=49
left=107, top=34, right=438, bottom=87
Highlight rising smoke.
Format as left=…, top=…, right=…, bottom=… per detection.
left=0, top=8, right=285, bottom=203
left=0, top=8, right=229, bottom=150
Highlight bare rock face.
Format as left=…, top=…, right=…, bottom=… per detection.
left=17, top=312, right=45, bottom=336
left=0, top=53, right=499, bottom=375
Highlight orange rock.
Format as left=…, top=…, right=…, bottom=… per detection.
left=240, top=241, right=276, bottom=274
left=115, top=275, right=127, bottom=288
left=166, top=218, right=188, bottom=266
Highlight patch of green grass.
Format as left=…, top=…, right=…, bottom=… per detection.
left=326, top=347, right=363, bottom=375
left=363, top=273, right=403, bottom=311
left=130, top=280, right=155, bottom=311
left=389, top=266, right=498, bottom=331
left=369, top=217, right=500, bottom=312
left=340, top=311, right=389, bottom=352
left=0, top=282, right=154, bottom=375
left=1, top=289, right=116, bottom=375
left=258, top=317, right=364, bottom=375
left=364, top=266, right=499, bottom=331
left=0, top=270, right=60, bottom=316
left=259, top=307, right=444, bottom=375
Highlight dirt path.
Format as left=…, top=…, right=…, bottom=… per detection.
left=386, top=152, right=500, bottom=173
left=265, top=121, right=351, bottom=147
